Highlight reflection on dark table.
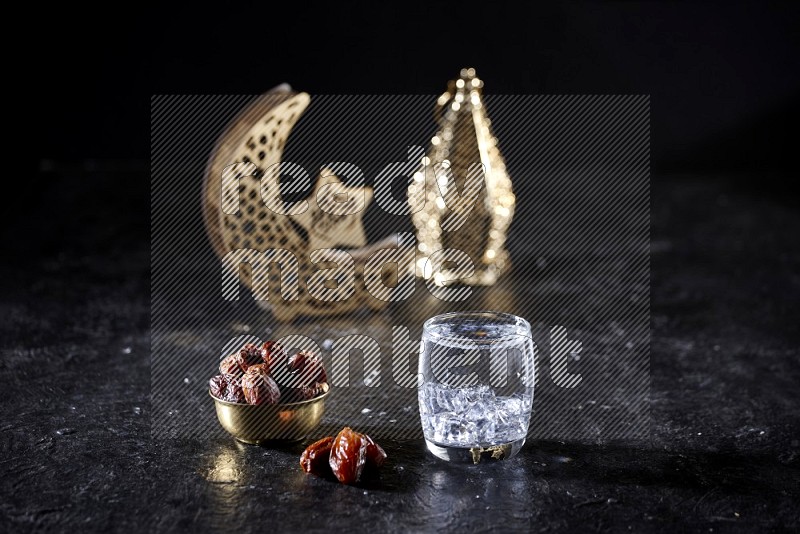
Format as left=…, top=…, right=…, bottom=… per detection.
left=1, top=173, right=798, bottom=532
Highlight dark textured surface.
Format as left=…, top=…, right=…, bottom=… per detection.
left=1, top=173, right=799, bottom=532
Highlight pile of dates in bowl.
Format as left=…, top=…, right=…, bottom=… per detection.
left=209, top=341, right=330, bottom=444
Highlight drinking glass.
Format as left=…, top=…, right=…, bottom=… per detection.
left=418, top=311, right=535, bottom=463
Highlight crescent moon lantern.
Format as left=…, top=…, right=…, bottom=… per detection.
left=203, top=86, right=400, bottom=321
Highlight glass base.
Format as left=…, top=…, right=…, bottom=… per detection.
left=425, top=437, right=526, bottom=464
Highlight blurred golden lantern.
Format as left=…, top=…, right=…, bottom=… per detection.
left=410, top=68, right=515, bottom=286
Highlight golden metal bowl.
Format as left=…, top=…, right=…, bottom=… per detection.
left=210, top=387, right=329, bottom=444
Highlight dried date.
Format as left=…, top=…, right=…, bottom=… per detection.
left=282, top=352, right=328, bottom=402
left=285, top=351, right=325, bottom=389
left=241, top=364, right=280, bottom=405
left=363, top=433, right=387, bottom=469
left=262, top=341, right=286, bottom=370
left=209, top=374, right=246, bottom=403
left=209, top=374, right=228, bottom=399
left=239, top=343, right=266, bottom=367
left=302, top=428, right=386, bottom=483
left=220, top=343, right=267, bottom=378
left=223, top=378, right=246, bottom=403
left=302, top=381, right=329, bottom=400
left=329, top=427, right=367, bottom=484
left=219, top=353, right=246, bottom=377
left=287, top=351, right=308, bottom=373
left=300, top=436, right=334, bottom=476
left=306, top=352, right=326, bottom=384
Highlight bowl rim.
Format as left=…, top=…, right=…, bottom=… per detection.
left=209, top=387, right=329, bottom=408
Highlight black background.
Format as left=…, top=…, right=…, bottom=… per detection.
left=37, top=2, right=799, bottom=176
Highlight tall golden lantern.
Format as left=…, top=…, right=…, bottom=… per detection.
left=410, top=68, right=516, bottom=286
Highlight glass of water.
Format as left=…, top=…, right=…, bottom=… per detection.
left=418, top=311, right=535, bottom=463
